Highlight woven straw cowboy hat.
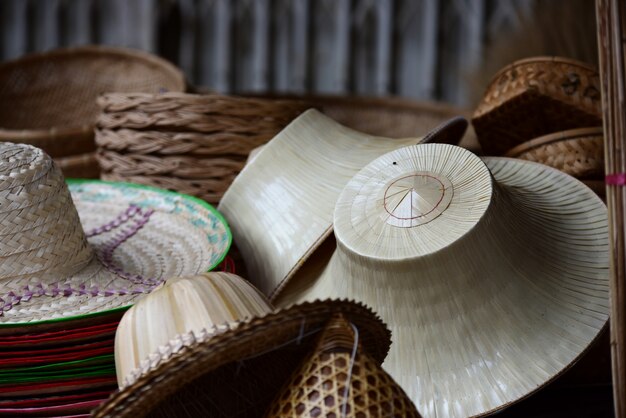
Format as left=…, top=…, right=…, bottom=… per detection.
left=274, top=143, right=610, bottom=418
left=0, top=142, right=230, bottom=326
left=266, top=315, right=421, bottom=418
left=94, top=272, right=391, bottom=418
left=218, top=109, right=466, bottom=299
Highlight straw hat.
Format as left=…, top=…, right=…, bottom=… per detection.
left=218, top=109, right=466, bottom=298
left=0, top=142, right=230, bottom=326
left=265, top=314, right=421, bottom=418
left=274, top=143, right=609, bottom=417
left=94, top=273, right=391, bottom=418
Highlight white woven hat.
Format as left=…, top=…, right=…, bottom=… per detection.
left=0, top=142, right=231, bottom=326
left=274, top=143, right=610, bottom=417
left=218, top=109, right=465, bottom=298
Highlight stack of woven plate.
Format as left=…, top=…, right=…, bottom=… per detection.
left=95, top=93, right=309, bottom=205
left=0, top=316, right=122, bottom=417
left=472, top=56, right=604, bottom=197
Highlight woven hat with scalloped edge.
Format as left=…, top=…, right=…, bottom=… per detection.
left=0, top=142, right=231, bottom=327
left=265, top=314, right=421, bottom=418
left=218, top=109, right=467, bottom=299
left=93, top=272, right=391, bottom=418
left=274, top=143, right=609, bottom=418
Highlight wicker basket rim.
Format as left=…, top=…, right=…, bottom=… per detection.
left=505, top=126, right=603, bottom=157
left=0, top=45, right=186, bottom=135
left=486, top=56, right=598, bottom=91
left=0, top=124, right=92, bottom=141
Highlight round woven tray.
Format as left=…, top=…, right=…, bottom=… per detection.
left=505, top=127, right=604, bottom=178
left=0, top=45, right=186, bottom=158
left=472, top=56, right=602, bottom=156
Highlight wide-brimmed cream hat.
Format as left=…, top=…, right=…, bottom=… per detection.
left=0, top=142, right=231, bottom=326
left=274, top=143, right=609, bottom=417
left=218, top=109, right=466, bottom=298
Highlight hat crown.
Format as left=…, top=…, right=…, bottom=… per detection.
left=334, top=143, right=493, bottom=260
left=114, top=272, right=273, bottom=387
left=0, top=143, right=92, bottom=281
left=265, top=315, right=422, bottom=418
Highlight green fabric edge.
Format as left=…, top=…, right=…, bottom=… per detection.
left=0, top=179, right=233, bottom=329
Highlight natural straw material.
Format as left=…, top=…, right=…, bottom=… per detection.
left=505, top=127, right=604, bottom=178
left=95, top=93, right=308, bottom=204
left=472, top=56, right=602, bottom=155
left=115, top=273, right=273, bottom=388
left=255, top=94, right=474, bottom=145
left=0, top=142, right=230, bottom=325
left=265, top=315, right=421, bottom=418
left=218, top=109, right=430, bottom=298
left=596, top=0, right=626, bottom=415
left=0, top=46, right=185, bottom=158
left=275, top=144, right=609, bottom=418
left=93, top=300, right=390, bottom=418
left=96, top=93, right=307, bottom=132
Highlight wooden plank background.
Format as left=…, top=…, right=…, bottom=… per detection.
left=0, top=0, right=595, bottom=107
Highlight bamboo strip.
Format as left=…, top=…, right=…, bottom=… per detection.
left=596, top=0, right=626, bottom=415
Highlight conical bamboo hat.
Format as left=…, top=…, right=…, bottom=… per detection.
left=265, top=314, right=421, bottom=418
left=274, top=143, right=609, bottom=418
left=218, top=110, right=466, bottom=299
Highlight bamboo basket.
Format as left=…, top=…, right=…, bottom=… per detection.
left=0, top=45, right=186, bottom=161
left=596, top=0, right=626, bottom=416
left=472, top=56, right=602, bottom=155
left=95, top=93, right=309, bottom=204
left=505, top=127, right=604, bottom=178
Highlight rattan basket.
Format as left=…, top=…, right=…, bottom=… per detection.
left=472, top=57, right=602, bottom=156
left=95, top=93, right=309, bottom=204
left=505, top=127, right=604, bottom=179
left=252, top=93, right=478, bottom=150
left=0, top=45, right=186, bottom=159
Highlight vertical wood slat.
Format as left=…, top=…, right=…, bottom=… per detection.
left=64, top=0, right=94, bottom=47
left=177, top=0, right=198, bottom=83
left=272, top=0, right=309, bottom=93
left=196, top=0, right=232, bottom=91
left=1, top=0, right=29, bottom=60
left=33, top=0, right=61, bottom=52
left=395, top=0, right=439, bottom=99
left=597, top=1, right=626, bottom=416
left=234, top=0, right=270, bottom=92
left=311, top=0, right=350, bottom=94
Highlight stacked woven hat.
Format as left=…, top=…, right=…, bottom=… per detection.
left=0, top=142, right=231, bottom=414
left=95, top=93, right=309, bottom=205
left=93, top=272, right=419, bottom=418
left=0, top=46, right=186, bottom=179
left=472, top=56, right=605, bottom=197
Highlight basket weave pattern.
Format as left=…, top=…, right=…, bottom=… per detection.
left=472, top=57, right=602, bottom=155
left=505, top=128, right=604, bottom=179
left=96, top=93, right=308, bottom=204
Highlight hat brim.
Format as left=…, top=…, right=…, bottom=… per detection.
left=0, top=180, right=231, bottom=327
left=274, top=156, right=609, bottom=417
left=218, top=109, right=426, bottom=298
left=93, top=300, right=390, bottom=418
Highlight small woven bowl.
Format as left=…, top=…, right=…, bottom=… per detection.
left=0, top=45, right=186, bottom=158
left=505, top=127, right=604, bottom=179
left=472, top=56, right=602, bottom=156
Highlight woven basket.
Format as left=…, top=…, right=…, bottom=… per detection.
left=0, top=45, right=186, bottom=158
left=96, top=93, right=309, bottom=204
left=472, top=56, right=602, bottom=156
left=505, top=127, right=604, bottom=179
left=251, top=93, right=478, bottom=150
